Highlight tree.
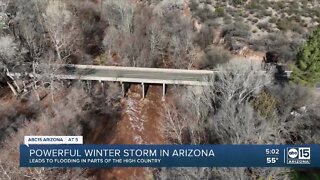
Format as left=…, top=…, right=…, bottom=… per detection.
left=0, top=0, right=8, bottom=13
left=160, top=84, right=209, bottom=145
left=162, top=61, right=277, bottom=144
left=201, top=62, right=277, bottom=144
left=160, top=62, right=292, bottom=179
left=161, top=99, right=206, bottom=145
left=0, top=36, right=24, bottom=96
left=267, top=84, right=320, bottom=144
left=2, top=0, right=80, bottom=100
left=102, top=1, right=195, bottom=68
left=203, top=61, right=275, bottom=105
left=102, top=0, right=135, bottom=33
left=0, top=0, right=9, bottom=35
left=10, top=0, right=49, bottom=60
left=29, top=0, right=82, bottom=102
left=222, top=22, right=250, bottom=51
left=253, top=90, right=277, bottom=120
left=291, top=26, right=320, bottom=86
left=199, top=46, right=231, bottom=69
left=0, top=0, right=24, bottom=95
left=42, top=0, right=81, bottom=62
left=209, top=101, right=280, bottom=144
left=0, top=86, right=92, bottom=179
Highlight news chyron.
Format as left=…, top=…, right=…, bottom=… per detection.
left=20, top=136, right=320, bottom=168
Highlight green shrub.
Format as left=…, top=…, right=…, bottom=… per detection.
left=268, top=17, right=278, bottom=24
left=276, top=19, right=295, bottom=31
left=291, top=170, right=320, bottom=180
left=199, top=46, right=231, bottom=69
left=251, top=18, right=259, bottom=24
left=274, top=1, right=286, bottom=11
left=222, top=21, right=251, bottom=50
left=223, top=15, right=233, bottom=25
left=250, top=32, right=302, bottom=62
left=246, top=1, right=259, bottom=10
left=194, top=24, right=214, bottom=49
left=241, top=13, right=249, bottom=18
left=260, top=0, right=271, bottom=7
left=291, top=27, right=320, bottom=86
left=230, top=0, right=248, bottom=6
left=215, top=7, right=225, bottom=17
left=291, top=25, right=305, bottom=34
left=249, top=9, right=255, bottom=14
left=257, top=22, right=271, bottom=32
left=253, top=90, right=277, bottom=120
left=222, top=22, right=250, bottom=39
left=261, top=10, right=272, bottom=17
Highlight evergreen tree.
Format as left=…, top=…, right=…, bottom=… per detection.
left=291, top=27, right=320, bottom=86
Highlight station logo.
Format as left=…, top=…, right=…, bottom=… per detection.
left=287, top=147, right=311, bottom=164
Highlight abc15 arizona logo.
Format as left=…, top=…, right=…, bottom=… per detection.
left=287, top=147, right=311, bottom=164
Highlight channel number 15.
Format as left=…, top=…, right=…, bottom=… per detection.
left=288, top=147, right=311, bottom=159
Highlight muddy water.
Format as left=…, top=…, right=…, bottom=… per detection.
left=97, top=85, right=166, bottom=180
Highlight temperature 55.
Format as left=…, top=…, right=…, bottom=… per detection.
left=267, top=157, right=279, bottom=164
left=266, top=149, right=279, bottom=155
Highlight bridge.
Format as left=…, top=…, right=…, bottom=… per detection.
left=7, top=64, right=296, bottom=100
left=8, top=64, right=215, bottom=100
left=58, top=65, right=216, bottom=100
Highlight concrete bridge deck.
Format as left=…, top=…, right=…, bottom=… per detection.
left=56, top=65, right=215, bottom=86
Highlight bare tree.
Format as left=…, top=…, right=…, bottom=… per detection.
left=162, top=62, right=276, bottom=145
left=0, top=86, right=93, bottom=180
left=209, top=101, right=281, bottom=144
left=0, top=36, right=19, bottom=64
left=2, top=0, right=79, bottom=101
left=42, top=0, right=80, bottom=62
left=161, top=86, right=207, bottom=145
left=156, top=3, right=195, bottom=69
left=11, top=0, right=49, bottom=60
left=207, top=61, right=275, bottom=104
left=102, top=1, right=196, bottom=68
left=153, top=0, right=184, bottom=16
left=102, top=3, right=155, bottom=67
left=102, top=0, right=135, bottom=33
left=161, top=103, right=186, bottom=144
left=267, top=84, right=320, bottom=144
left=0, top=0, right=9, bottom=35
left=15, top=0, right=82, bottom=102
left=0, top=36, right=24, bottom=96
left=148, top=20, right=166, bottom=66
left=0, top=0, right=8, bottom=12
left=160, top=62, right=288, bottom=179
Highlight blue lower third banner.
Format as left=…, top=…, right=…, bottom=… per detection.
left=20, top=144, right=320, bottom=167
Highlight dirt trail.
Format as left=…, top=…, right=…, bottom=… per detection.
left=96, top=85, right=166, bottom=180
